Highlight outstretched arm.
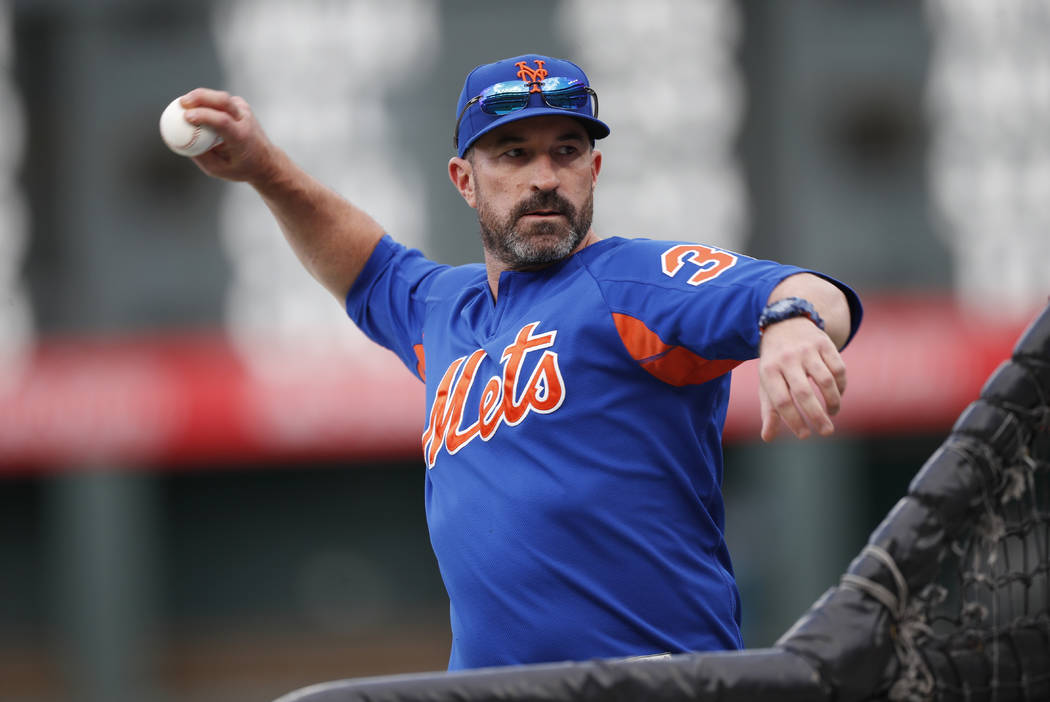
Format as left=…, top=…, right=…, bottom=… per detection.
left=179, top=88, right=385, bottom=302
left=757, top=273, right=853, bottom=442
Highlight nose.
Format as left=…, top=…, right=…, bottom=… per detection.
left=529, top=154, right=561, bottom=192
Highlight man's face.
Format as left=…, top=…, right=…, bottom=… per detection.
left=467, top=115, right=601, bottom=269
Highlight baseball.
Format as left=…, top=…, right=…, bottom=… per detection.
left=159, top=97, right=221, bottom=157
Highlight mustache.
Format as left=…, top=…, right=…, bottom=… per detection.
left=513, top=191, right=577, bottom=220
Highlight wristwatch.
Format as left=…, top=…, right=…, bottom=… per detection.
left=758, top=296, right=825, bottom=335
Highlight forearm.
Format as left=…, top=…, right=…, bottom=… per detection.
left=767, top=273, right=851, bottom=349
left=179, top=88, right=386, bottom=302
left=252, top=148, right=385, bottom=302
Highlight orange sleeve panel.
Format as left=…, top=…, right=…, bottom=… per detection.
left=611, top=313, right=741, bottom=387
left=413, top=343, right=426, bottom=381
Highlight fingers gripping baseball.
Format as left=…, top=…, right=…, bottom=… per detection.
left=758, top=317, right=847, bottom=442
left=175, top=89, right=276, bottom=183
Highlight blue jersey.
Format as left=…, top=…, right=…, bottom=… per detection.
left=346, top=234, right=862, bottom=670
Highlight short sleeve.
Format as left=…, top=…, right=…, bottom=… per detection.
left=345, top=235, right=448, bottom=380
left=589, top=239, right=862, bottom=365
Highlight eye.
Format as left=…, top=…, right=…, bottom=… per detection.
left=502, top=147, right=526, bottom=159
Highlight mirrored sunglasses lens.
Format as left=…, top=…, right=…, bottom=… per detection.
left=543, top=87, right=589, bottom=110
left=479, top=81, right=530, bottom=115
left=481, top=95, right=529, bottom=115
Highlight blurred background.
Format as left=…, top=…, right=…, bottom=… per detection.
left=0, top=0, right=1047, bottom=700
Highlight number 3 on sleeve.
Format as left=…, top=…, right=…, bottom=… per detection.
left=661, top=244, right=738, bottom=286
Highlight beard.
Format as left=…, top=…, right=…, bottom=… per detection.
left=477, top=187, right=594, bottom=269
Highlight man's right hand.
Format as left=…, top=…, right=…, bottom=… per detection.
left=178, top=88, right=280, bottom=186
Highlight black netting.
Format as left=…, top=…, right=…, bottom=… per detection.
left=883, top=355, right=1050, bottom=702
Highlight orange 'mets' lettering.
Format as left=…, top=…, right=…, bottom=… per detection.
left=421, top=322, right=565, bottom=468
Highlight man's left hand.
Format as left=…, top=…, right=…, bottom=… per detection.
left=757, top=316, right=847, bottom=441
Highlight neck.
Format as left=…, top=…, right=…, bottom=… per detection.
left=485, top=229, right=600, bottom=300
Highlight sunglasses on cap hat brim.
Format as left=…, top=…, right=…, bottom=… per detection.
left=453, top=77, right=600, bottom=152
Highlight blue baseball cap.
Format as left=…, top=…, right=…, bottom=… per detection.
left=453, top=54, right=611, bottom=158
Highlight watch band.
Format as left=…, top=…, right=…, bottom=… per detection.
left=758, top=296, right=825, bottom=335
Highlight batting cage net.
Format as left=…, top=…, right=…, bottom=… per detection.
left=275, top=302, right=1050, bottom=702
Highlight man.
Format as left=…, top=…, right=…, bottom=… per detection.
left=180, top=54, right=862, bottom=670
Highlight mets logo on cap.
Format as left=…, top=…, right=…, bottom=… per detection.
left=515, top=59, right=548, bottom=92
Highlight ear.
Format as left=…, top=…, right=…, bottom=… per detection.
left=591, top=148, right=602, bottom=186
left=448, top=156, right=477, bottom=209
